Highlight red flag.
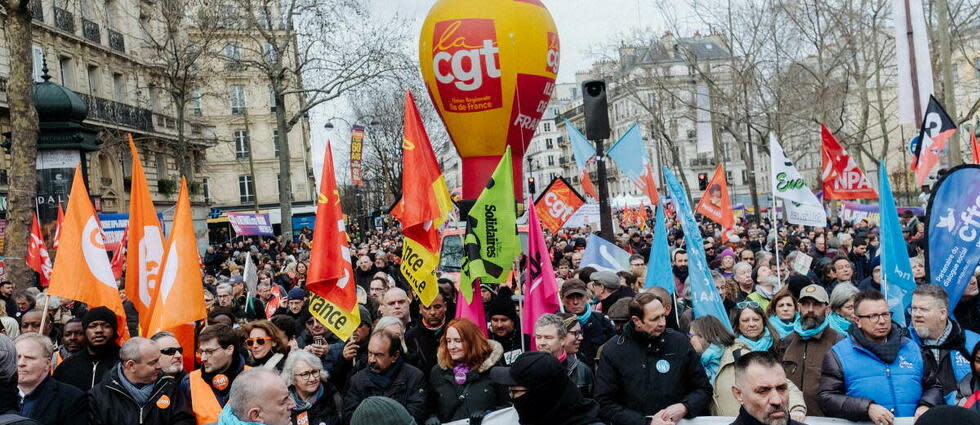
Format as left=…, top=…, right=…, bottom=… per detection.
left=26, top=213, right=53, bottom=287
left=523, top=197, right=560, bottom=348
left=695, top=164, right=734, bottom=231
left=580, top=168, right=598, bottom=199
left=111, top=227, right=128, bottom=280
left=972, top=131, right=980, bottom=164
left=821, top=124, right=878, bottom=199
left=53, top=203, right=64, bottom=249
left=911, top=95, right=957, bottom=186
left=306, top=143, right=360, bottom=341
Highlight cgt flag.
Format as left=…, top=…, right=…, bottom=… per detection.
left=912, top=95, right=957, bottom=186
left=878, top=161, right=915, bottom=327
left=460, top=147, right=518, bottom=303
left=695, top=164, right=734, bottom=231
left=126, top=134, right=166, bottom=334
left=26, top=213, right=53, bottom=287
left=523, top=196, right=560, bottom=348
left=607, top=123, right=660, bottom=205
left=926, top=165, right=980, bottom=311
left=391, top=91, right=454, bottom=307
left=306, top=142, right=359, bottom=341
left=822, top=125, right=878, bottom=199
left=533, top=177, right=585, bottom=233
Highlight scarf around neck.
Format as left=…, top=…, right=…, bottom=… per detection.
left=769, top=314, right=798, bottom=338
left=290, top=384, right=324, bottom=412
left=828, top=312, right=852, bottom=335
left=793, top=315, right=830, bottom=340
left=577, top=303, right=594, bottom=326
left=116, top=367, right=155, bottom=406
left=367, top=356, right=404, bottom=389
left=700, top=344, right=724, bottom=383
left=738, top=327, right=773, bottom=352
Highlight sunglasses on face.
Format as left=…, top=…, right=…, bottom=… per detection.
left=160, top=347, right=183, bottom=356
left=736, top=301, right=761, bottom=310
left=245, top=337, right=273, bottom=347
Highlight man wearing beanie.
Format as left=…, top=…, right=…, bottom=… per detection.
left=487, top=287, right=529, bottom=365
left=351, top=397, right=416, bottom=425
left=491, top=351, right=602, bottom=425
left=274, top=287, right=307, bottom=333
left=0, top=334, right=41, bottom=424
left=53, top=306, right=121, bottom=391
left=324, top=304, right=373, bottom=387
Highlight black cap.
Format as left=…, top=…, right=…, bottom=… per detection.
left=490, top=351, right=565, bottom=389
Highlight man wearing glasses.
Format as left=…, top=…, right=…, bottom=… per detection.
left=150, top=331, right=186, bottom=380
left=818, top=290, right=942, bottom=425
left=182, top=323, right=249, bottom=425
left=908, top=284, right=980, bottom=400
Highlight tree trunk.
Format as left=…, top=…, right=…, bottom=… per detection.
left=4, top=5, right=40, bottom=290
left=273, top=87, right=293, bottom=241
left=175, top=101, right=190, bottom=178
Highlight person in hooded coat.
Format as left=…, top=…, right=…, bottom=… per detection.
left=427, top=318, right=506, bottom=423
left=491, top=352, right=604, bottom=425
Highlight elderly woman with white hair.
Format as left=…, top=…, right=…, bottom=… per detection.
left=828, top=282, right=859, bottom=335
left=281, top=350, right=343, bottom=425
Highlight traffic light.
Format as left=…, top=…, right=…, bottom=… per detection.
left=698, top=173, right=708, bottom=190
left=528, top=176, right=536, bottom=194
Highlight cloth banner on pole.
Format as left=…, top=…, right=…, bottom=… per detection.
left=878, top=161, right=916, bottom=327
left=227, top=212, right=274, bottom=236
left=580, top=234, right=630, bottom=272
left=350, top=125, right=365, bottom=186
left=644, top=201, right=674, bottom=293
left=892, top=0, right=934, bottom=125
left=926, top=165, right=980, bottom=311
left=533, top=177, right=585, bottom=233
left=821, top=124, right=878, bottom=200
left=770, top=134, right=827, bottom=226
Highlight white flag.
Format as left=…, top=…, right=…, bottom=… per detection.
left=243, top=254, right=259, bottom=295
left=893, top=0, right=933, bottom=125
left=769, top=134, right=827, bottom=226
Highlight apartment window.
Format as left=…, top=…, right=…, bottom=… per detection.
left=156, top=154, right=168, bottom=179
left=273, top=130, right=280, bottom=157
left=32, top=45, right=45, bottom=82
left=86, top=65, right=100, bottom=95
left=277, top=174, right=294, bottom=201
left=238, top=175, right=254, bottom=204
left=191, top=90, right=202, bottom=116
left=112, top=72, right=125, bottom=102
left=543, top=122, right=552, bottom=132
left=545, top=138, right=553, bottom=149
left=148, top=84, right=157, bottom=111
left=58, top=56, right=74, bottom=88
left=547, top=155, right=555, bottom=166
left=234, top=130, right=250, bottom=159
left=224, top=42, right=243, bottom=69
left=229, top=85, right=246, bottom=115
left=202, top=177, right=211, bottom=203
left=263, top=43, right=277, bottom=63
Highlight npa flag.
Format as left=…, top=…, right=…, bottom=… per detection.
left=565, top=119, right=599, bottom=199
left=912, top=95, right=957, bottom=186
left=126, top=134, right=166, bottom=333
left=533, top=177, right=585, bottom=233
left=607, top=124, right=660, bottom=205
left=664, top=166, right=732, bottom=328
left=306, top=143, right=359, bottom=341
left=822, top=125, right=878, bottom=199
left=644, top=201, right=674, bottom=293
left=878, top=161, right=915, bottom=327
left=770, top=134, right=827, bottom=226
left=53, top=203, right=64, bottom=249
left=110, top=227, right=127, bottom=280
left=523, top=197, right=560, bottom=347
left=460, top=147, right=519, bottom=303
left=48, top=165, right=127, bottom=333
left=26, top=213, right=53, bottom=287
left=145, top=178, right=207, bottom=335
left=391, top=91, right=453, bottom=307
left=695, top=164, right=734, bottom=231
left=926, top=165, right=980, bottom=311
left=971, top=130, right=980, bottom=164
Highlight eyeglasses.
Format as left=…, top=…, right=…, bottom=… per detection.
left=856, top=312, right=892, bottom=322
left=736, top=301, right=761, bottom=310
left=197, top=347, right=222, bottom=357
left=295, top=369, right=321, bottom=380
left=160, top=347, right=183, bottom=356
left=245, top=337, right=273, bottom=347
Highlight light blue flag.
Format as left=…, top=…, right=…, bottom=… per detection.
left=644, top=201, right=674, bottom=293
left=564, top=119, right=596, bottom=170
left=663, top=167, right=733, bottom=329
left=606, top=123, right=646, bottom=182
left=878, top=160, right=915, bottom=327
left=581, top=234, right=631, bottom=272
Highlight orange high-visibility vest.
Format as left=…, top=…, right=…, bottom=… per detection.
left=189, top=369, right=223, bottom=425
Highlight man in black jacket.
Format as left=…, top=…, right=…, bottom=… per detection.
left=343, top=332, right=426, bottom=424
left=14, top=334, right=86, bottom=425
left=89, top=337, right=193, bottom=425
left=729, top=351, right=805, bottom=425
left=487, top=288, right=529, bottom=365
left=404, top=290, right=448, bottom=379
left=52, top=307, right=121, bottom=391
left=562, top=279, right=615, bottom=368
left=0, top=334, right=40, bottom=425
left=595, top=293, right=711, bottom=425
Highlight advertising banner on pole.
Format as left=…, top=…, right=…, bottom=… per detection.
left=350, top=125, right=365, bottom=186
left=226, top=212, right=274, bottom=236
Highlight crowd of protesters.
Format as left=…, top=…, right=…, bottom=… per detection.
left=2, top=209, right=980, bottom=425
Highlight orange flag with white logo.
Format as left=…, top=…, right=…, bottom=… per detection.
left=125, top=134, right=165, bottom=334
left=48, top=165, right=127, bottom=325
left=306, top=142, right=359, bottom=341
left=145, top=178, right=206, bottom=335
left=695, top=163, right=734, bottom=231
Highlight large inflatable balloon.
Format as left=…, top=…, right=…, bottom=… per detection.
left=419, top=0, right=560, bottom=200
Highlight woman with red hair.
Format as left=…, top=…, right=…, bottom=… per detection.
left=427, top=318, right=506, bottom=423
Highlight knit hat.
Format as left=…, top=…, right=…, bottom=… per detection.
left=358, top=305, right=374, bottom=327
left=350, top=396, right=417, bottom=425
left=718, top=248, right=737, bottom=261
left=487, top=289, right=519, bottom=323
left=287, top=287, right=306, bottom=301
left=914, top=406, right=980, bottom=425
left=0, top=334, right=14, bottom=384
left=869, top=256, right=881, bottom=271
left=82, top=306, right=118, bottom=330
left=785, top=274, right=813, bottom=299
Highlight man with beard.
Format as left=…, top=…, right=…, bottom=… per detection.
left=488, top=287, right=530, bottom=365
left=182, top=324, right=247, bottom=424
left=672, top=249, right=689, bottom=295
left=343, top=332, right=426, bottom=423
left=730, top=351, right=804, bottom=425
left=818, top=290, right=942, bottom=423
left=55, top=318, right=85, bottom=366
left=52, top=307, right=121, bottom=391
left=151, top=331, right=186, bottom=379
left=404, top=288, right=449, bottom=379
left=324, top=305, right=373, bottom=387
left=908, top=284, right=980, bottom=400
left=491, top=352, right=602, bottom=425
left=781, top=284, right=843, bottom=416
left=594, top=293, right=711, bottom=425
left=354, top=255, right=376, bottom=291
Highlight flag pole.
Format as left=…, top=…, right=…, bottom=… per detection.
left=768, top=135, right=782, bottom=282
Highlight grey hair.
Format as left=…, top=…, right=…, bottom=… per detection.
left=912, top=284, right=949, bottom=310
left=910, top=256, right=925, bottom=267
left=534, top=314, right=568, bottom=339
left=709, top=270, right=726, bottom=285
left=229, top=368, right=281, bottom=419
left=280, top=349, right=326, bottom=384
left=733, top=262, right=753, bottom=275
left=829, top=283, right=860, bottom=311
left=150, top=331, right=176, bottom=341
left=215, top=283, right=233, bottom=295
left=784, top=251, right=801, bottom=266
left=373, top=316, right=408, bottom=352
left=120, top=337, right=156, bottom=363
left=14, top=332, right=54, bottom=359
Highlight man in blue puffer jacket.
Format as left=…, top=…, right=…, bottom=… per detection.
left=818, top=290, right=943, bottom=425
left=909, top=284, right=980, bottom=403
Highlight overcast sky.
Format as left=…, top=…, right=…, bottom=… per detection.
left=310, top=0, right=690, bottom=182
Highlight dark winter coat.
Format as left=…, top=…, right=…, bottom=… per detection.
left=52, top=345, right=121, bottom=392
left=781, top=327, right=844, bottom=416
left=289, top=381, right=343, bottom=425
left=594, top=324, right=712, bottom=425
left=343, top=358, right=427, bottom=424
left=427, top=340, right=505, bottom=422
left=17, top=376, right=87, bottom=425
left=405, top=323, right=444, bottom=380
left=88, top=366, right=194, bottom=425
left=579, top=311, right=616, bottom=368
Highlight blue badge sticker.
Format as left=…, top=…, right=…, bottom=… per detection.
left=656, top=359, right=670, bottom=373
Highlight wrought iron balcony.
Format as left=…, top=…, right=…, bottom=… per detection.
left=82, top=18, right=101, bottom=43
left=77, top=93, right=152, bottom=131
left=30, top=0, right=43, bottom=22
left=54, top=7, right=75, bottom=33
left=108, top=29, right=125, bottom=52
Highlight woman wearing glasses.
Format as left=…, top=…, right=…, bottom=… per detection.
left=243, top=320, right=290, bottom=372
left=281, top=350, right=343, bottom=425
left=428, top=318, right=506, bottom=423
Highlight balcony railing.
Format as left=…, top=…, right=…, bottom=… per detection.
left=690, top=157, right=713, bottom=167
left=0, top=76, right=7, bottom=102
left=54, top=7, right=75, bottom=33
left=77, top=93, right=152, bottom=131
left=108, top=29, right=125, bottom=52
left=30, top=0, right=43, bottom=22
left=82, top=18, right=101, bottom=43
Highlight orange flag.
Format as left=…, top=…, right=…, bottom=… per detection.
left=145, top=178, right=206, bottom=335
left=48, top=165, right=127, bottom=328
left=695, top=164, right=734, bottom=231
left=306, top=143, right=359, bottom=341
left=125, top=134, right=165, bottom=334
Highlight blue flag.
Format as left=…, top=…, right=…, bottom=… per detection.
left=879, top=160, right=916, bottom=327
left=581, top=234, right=630, bottom=272
left=645, top=201, right=674, bottom=293
left=926, top=165, right=980, bottom=312
left=663, top=167, right=732, bottom=328
left=564, top=119, right=596, bottom=170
